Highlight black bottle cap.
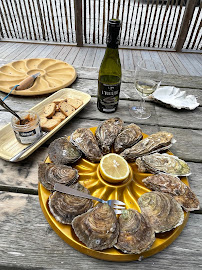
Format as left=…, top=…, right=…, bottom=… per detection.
left=107, top=19, right=121, bottom=48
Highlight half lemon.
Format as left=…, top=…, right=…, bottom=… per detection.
left=99, top=153, right=130, bottom=183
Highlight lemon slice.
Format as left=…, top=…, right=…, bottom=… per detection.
left=100, top=153, right=130, bottom=183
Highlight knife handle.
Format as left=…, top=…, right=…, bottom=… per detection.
left=16, top=76, right=36, bottom=90
left=54, top=183, right=103, bottom=203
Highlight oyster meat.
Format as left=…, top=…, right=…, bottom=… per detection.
left=48, top=182, right=93, bottom=224
left=38, top=163, right=78, bottom=191
left=138, top=191, right=184, bottom=233
left=143, top=174, right=200, bottom=211
left=72, top=203, right=119, bottom=250
left=48, top=136, right=82, bottom=164
left=70, top=128, right=103, bottom=163
left=136, top=153, right=191, bottom=176
left=114, top=209, right=155, bottom=254
left=120, top=131, right=174, bottom=162
left=95, top=117, right=123, bottom=154
left=114, top=123, right=143, bottom=153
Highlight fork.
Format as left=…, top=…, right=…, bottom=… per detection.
left=54, top=183, right=126, bottom=214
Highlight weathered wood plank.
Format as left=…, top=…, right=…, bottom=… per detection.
left=73, top=47, right=89, bottom=67
left=132, top=50, right=143, bottom=68
left=122, top=49, right=134, bottom=70
left=166, top=52, right=190, bottom=76
left=82, top=47, right=97, bottom=67
left=0, top=43, right=22, bottom=59
left=76, top=67, right=202, bottom=89
left=14, top=44, right=39, bottom=60
left=93, top=48, right=105, bottom=67
left=27, top=45, right=48, bottom=59
left=0, top=192, right=201, bottom=270
left=65, top=46, right=80, bottom=64
left=158, top=52, right=178, bottom=75
left=148, top=51, right=167, bottom=73
left=46, top=45, right=64, bottom=59
left=55, top=46, right=72, bottom=61
left=174, top=53, right=201, bottom=76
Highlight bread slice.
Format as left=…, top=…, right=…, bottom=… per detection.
left=52, top=112, right=66, bottom=121
left=40, top=116, right=48, bottom=126
left=41, top=119, right=61, bottom=132
left=59, top=101, right=75, bottom=117
left=53, top=98, right=66, bottom=105
left=66, top=98, right=83, bottom=109
left=43, top=103, right=56, bottom=118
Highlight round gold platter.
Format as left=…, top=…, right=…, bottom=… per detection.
left=0, top=58, right=77, bottom=96
left=38, top=127, right=189, bottom=262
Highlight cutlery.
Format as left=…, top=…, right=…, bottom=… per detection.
left=54, top=183, right=126, bottom=214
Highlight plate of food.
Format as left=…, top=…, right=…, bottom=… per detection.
left=38, top=118, right=200, bottom=261
left=0, top=88, right=91, bottom=162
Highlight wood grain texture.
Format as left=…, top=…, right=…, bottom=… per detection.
left=0, top=192, right=201, bottom=270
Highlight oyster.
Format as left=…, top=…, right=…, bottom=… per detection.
left=48, top=136, right=82, bottom=164
left=114, top=123, right=143, bottom=153
left=95, top=117, right=123, bottom=154
left=138, top=191, right=184, bottom=233
left=120, top=131, right=174, bottom=162
left=72, top=203, right=119, bottom=250
left=114, top=209, right=155, bottom=254
left=70, top=128, right=103, bottom=162
left=48, top=182, right=93, bottom=224
left=143, top=174, right=200, bottom=211
left=136, top=153, right=191, bottom=176
left=151, top=86, right=199, bottom=110
left=38, top=163, right=78, bottom=191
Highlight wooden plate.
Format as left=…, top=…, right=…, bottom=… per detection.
left=0, top=88, right=91, bottom=162
left=38, top=129, right=190, bottom=262
left=0, top=58, right=77, bottom=95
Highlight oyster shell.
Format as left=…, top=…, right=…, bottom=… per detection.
left=38, top=163, right=78, bottom=191
left=48, top=182, right=93, bottom=224
left=114, top=209, right=155, bottom=254
left=95, top=117, right=123, bottom=154
left=143, top=174, right=200, bottom=211
left=120, top=131, right=174, bottom=162
left=136, top=153, right=191, bottom=176
left=114, top=123, right=143, bottom=153
left=151, top=86, right=199, bottom=110
left=70, top=128, right=103, bottom=163
left=48, top=136, right=82, bottom=164
left=138, top=191, right=184, bottom=233
left=72, top=203, right=119, bottom=250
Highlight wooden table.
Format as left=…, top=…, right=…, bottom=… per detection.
left=0, top=67, right=202, bottom=269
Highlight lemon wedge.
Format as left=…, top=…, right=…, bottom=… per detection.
left=100, top=153, right=130, bottom=183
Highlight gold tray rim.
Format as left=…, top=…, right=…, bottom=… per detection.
left=0, top=88, right=91, bottom=161
left=38, top=128, right=190, bottom=262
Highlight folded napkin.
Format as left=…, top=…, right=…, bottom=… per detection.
left=150, top=86, right=200, bottom=110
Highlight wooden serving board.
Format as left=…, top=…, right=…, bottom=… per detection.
left=0, top=88, right=91, bottom=162
left=0, top=58, right=77, bottom=95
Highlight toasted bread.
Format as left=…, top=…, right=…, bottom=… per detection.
left=59, top=101, right=75, bottom=117
left=41, top=119, right=61, bottom=132
left=43, top=103, right=56, bottom=118
left=66, top=98, right=83, bottom=109
left=52, top=112, right=66, bottom=121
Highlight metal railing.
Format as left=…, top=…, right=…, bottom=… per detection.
left=0, top=0, right=201, bottom=51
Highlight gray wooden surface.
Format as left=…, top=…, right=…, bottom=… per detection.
left=0, top=41, right=202, bottom=76
left=0, top=67, right=202, bottom=269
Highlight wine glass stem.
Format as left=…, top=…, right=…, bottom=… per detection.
left=140, top=97, right=145, bottom=115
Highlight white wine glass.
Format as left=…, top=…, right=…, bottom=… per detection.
left=129, top=60, right=164, bottom=119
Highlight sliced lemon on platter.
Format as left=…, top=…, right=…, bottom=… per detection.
left=99, top=153, right=130, bottom=183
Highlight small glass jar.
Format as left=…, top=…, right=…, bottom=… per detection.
left=11, top=111, right=42, bottom=144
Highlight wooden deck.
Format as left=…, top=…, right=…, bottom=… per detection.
left=0, top=41, right=202, bottom=76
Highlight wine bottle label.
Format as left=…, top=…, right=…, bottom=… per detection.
left=98, top=82, right=120, bottom=112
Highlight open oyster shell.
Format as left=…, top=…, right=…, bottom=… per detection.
left=136, top=153, right=191, bottom=176
left=72, top=203, right=119, bottom=250
left=70, top=128, right=103, bottom=163
left=151, top=86, right=199, bottom=110
left=38, top=163, right=78, bottom=191
left=48, top=136, right=82, bottom=165
left=95, top=117, right=123, bottom=154
left=114, top=209, right=155, bottom=254
left=143, top=174, right=200, bottom=211
left=138, top=191, right=184, bottom=233
left=48, top=182, right=93, bottom=224
left=114, top=123, right=143, bottom=153
left=120, top=131, right=174, bottom=162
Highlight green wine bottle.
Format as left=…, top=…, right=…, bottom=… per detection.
left=97, top=19, right=122, bottom=113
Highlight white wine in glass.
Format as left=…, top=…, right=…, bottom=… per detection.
left=129, top=60, right=164, bottom=119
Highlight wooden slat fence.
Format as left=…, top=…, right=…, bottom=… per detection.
left=0, top=0, right=201, bottom=51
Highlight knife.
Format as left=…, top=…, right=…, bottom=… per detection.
left=16, top=72, right=40, bottom=90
